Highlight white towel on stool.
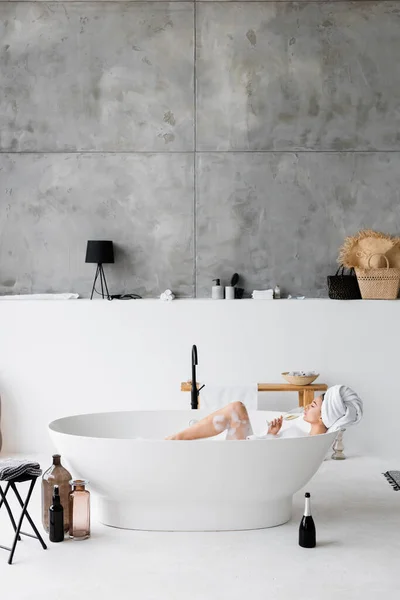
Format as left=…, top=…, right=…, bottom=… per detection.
left=199, top=384, right=258, bottom=412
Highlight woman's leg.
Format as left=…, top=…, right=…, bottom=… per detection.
left=166, top=401, right=253, bottom=440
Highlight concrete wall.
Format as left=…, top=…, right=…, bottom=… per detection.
left=1, top=1, right=400, bottom=298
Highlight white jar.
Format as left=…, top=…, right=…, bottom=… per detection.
left=225, top=286, right=235, bottom=300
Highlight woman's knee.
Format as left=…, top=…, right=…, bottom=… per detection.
left=227, top=401, right=248, bottom=421
left=226, top=402, right=251, bottom=439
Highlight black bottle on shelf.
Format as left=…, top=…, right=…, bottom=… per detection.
left=49, top=485, right=65, bottom=543
left=299, top=492, right=316, bottom=548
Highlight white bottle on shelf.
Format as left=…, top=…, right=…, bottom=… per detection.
left=225, top=286, right=235, bottom=300
left=212, top=279, right=224, bottom=299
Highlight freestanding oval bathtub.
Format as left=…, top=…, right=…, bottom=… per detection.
left=49, top=410, right=337, bottom=531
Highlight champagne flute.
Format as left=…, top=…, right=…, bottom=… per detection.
left=266, top=405, right=304, bottom=427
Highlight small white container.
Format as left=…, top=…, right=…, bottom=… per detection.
left=212, top=279, right=224, bottom=299
left=225, top=286, right=235, bottom=300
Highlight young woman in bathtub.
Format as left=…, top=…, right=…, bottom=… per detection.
left=166, top=385, right=363, bottom=440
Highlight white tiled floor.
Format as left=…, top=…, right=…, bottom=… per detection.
left=0, top=456, right=399, bottom=600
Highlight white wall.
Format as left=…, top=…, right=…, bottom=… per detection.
left=0, top=299, right=396, bottom=458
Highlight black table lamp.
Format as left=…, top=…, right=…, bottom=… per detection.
left=85, top=240, right=114, bottom=299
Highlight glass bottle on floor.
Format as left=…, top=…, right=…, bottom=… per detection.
left=42, top=454, right=72, bottom=533
left=299, top=492, right=316, bottom=548
left=69, top=480, right=90, bottom=540
left=49, top=485, right=65, bottom=543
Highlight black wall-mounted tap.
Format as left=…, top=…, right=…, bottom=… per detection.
left=191, top=345, right=204, bottom=409
left=191, top=345, right=198, bottom=409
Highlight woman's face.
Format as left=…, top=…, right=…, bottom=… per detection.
left=303, top=395, right=324, bottom=424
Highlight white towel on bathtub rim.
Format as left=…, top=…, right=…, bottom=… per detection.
left=199, top=384, right=258, bottom=412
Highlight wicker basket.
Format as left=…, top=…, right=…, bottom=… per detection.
left=282, top=373, right=319, bottom=386
left=355, top=253, right=400, bottom=300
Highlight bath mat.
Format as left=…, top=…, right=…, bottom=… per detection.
left=382, top=471, right=400, bottom=491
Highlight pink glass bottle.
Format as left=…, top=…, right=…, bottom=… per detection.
left=69, top=480, right=90, bottom=540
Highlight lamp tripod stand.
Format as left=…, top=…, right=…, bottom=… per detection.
left=85, top=240, right=114, bottom=299
left=90, top=263, right=110, bottom=300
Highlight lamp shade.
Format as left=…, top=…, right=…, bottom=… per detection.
left=85, top=240, right=114, bottom=264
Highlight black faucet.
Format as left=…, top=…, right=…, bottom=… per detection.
left=191, top=345, right=204, bottom=409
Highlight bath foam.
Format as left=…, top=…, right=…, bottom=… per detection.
left=231, top=410, right=240, bottom=424
left=212, top=415, right=227, bottom=432
left=226, top=427, right=238, bottom=440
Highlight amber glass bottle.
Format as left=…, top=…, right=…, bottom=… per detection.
left=69, top=480, right=91, bottom=540
left=42, top=455, right=72, bottom=533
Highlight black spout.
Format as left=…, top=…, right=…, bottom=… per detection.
left=191, top=345, right=198, bottom=409
left=192, top=345, right=198, bottom=368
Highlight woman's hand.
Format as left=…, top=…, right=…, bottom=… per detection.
left=268, top=416, right=283, bottom=435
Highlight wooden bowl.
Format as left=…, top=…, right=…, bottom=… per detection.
left=282, top=373, right=319, bottom=386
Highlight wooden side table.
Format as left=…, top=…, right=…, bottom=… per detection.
left=180, top=382, right=328, bottom=408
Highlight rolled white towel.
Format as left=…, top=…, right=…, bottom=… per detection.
left=322, top=385, right=363, bottom=432
left=160, top=289, right=175, bottom=301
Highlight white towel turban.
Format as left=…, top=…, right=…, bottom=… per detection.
left=321, top=385, right=363, bottom=432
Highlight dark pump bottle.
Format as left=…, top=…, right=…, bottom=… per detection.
left=49, top=485, right=64, bottom=543
left=299, top=492, right=316, bottom=548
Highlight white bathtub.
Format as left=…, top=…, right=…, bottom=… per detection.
left=48, top=410, right=337, bottom=531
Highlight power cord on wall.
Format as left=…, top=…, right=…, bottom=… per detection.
left=108, top=294, right=142, bottom=300
left=91, top=284, right=142, bottom=300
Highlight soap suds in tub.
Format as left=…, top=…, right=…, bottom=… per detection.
left=213, top=415, right=227, bottom=432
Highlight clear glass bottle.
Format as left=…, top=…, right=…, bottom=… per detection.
left=69, top=480, right=90, bottom=540
left=42, top=454, right=72, bottom=533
